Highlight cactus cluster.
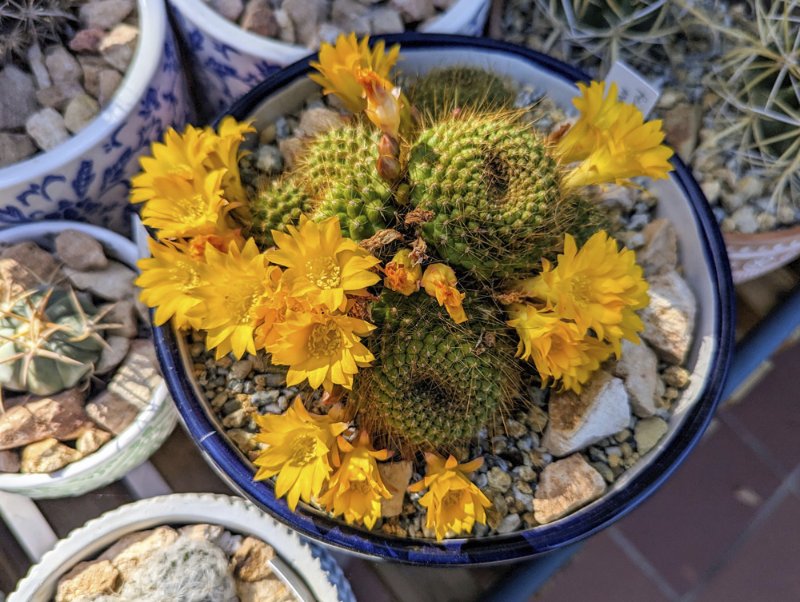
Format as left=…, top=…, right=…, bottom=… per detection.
left=0, top=0, right=77, bottom=65
left=408, top=67, right=518, bottom=118
left=0, top=287, right=112, bottom=396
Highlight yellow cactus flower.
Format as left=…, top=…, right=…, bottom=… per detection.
left=265, top=216, right=381, bottom=312
left=253, top=397, right=348, bottom=511
left=506, top=303, right=613, bottom=393
left=135, top=239, right=207, bottom=329
left=138, top=169, right=231, bottom=239
left=130, top=125, right=213, bottom=205
left=309, top=33, right=400, bottom=113
left=383, top=249, right=422, bottom=296
left=421, top=263, right=467, bottom=324
left=191, top=238, right=278, bottom=359
left=318, top=431, right=393, bottom=529
left=408, top=454, right=491, bottom=542
left=184, top=229, right=245, bottom=262
left=357, top=70, right=402, bottom=138
left=203, top=116, right=254, bottom=205
left=517, top=232, right=649, bottom=355
left=266, top=310, right=375, bottom=392
left=557, top=81, right=673, bottom=188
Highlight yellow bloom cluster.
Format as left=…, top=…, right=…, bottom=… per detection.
left=408, top=453, right=491, bottom=542
left=133, top=120, right=380, bottom=389
left=507, top=231, right=649, bottom=393
left=557, top=81, right=674, bottom=188
left=254, top=397, right=393, bottom=527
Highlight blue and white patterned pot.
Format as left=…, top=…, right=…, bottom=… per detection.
left=0, top=0, right=190, bottom=236
left=168, top=0, right=490, bottom=116
left=155, top=35, right=735, bottom=565
left=10, top=493, right=355, bottom=602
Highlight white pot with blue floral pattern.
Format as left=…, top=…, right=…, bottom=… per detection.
left=168, top=0, right=491, bottom=116
left=0, top=0, right=191, bottom=236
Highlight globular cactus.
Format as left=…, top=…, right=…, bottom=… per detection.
left=407, top=113, right=602, bottom=279
left=115, top=536, right=238, bottom=602
left=351, top=292, right=521, bottom=451
left=248, top=178, right=314, bottom=247
left=0, top=0, right=76, bottom=64
left=408, top=67, right=518, bottom=118
left=0, top=287, right=111, bottom=396
left=298, top=121, right=396, bottom=240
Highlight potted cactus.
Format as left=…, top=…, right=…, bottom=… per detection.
left=140, top=34, right=733, bottom=563
left=0, top=0, right=189, bottom=234
left=10, top=493, right=354, bottom=602
left=0, top=221, right=176, bottom=498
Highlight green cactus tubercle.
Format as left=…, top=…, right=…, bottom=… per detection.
left=0, top=287, right=110, bottom=396
left=407, top=66, right=518, bottom=118
left=351, top=292, right=521, bottom=450
left=408, top=113, right=603, bottom=279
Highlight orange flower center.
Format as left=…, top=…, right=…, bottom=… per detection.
left=442, top=489, right=463, bottom=508
left=288, top=434, right=318, bottom=467
left=305, top=256, right=342, bottom=289
left=307, top=321, right=343, bottom=358
left=350, top=478, right=372, bottom=495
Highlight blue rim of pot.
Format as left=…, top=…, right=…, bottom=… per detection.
left=153, top=33, right=735, bottom=565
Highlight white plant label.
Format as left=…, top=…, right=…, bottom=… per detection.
left=606, top=61, right=660, bottom=117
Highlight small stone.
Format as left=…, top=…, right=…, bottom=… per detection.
left=591, top=461, right=615, bottom=483
left=227, top=429, right=256, bottom=453
left=663, top=103, right=702, bottom=159
left=99, top=24, right=139, bottom=71
left=86, top=390, right=140, bottom=435
left=379, top=460, right=413, bottom=517
left=236, top=575, right=291, bottom=602
left=26, top=43, right=51, bottom=89
left=0, top=450, right=20, bottom=472
left=21, top=438, right=82, bottom=473
left=230, top=536, right=276, bottom=582
left=255, top=145, right=283, bottom=174
left=25, top=108, right=70, bottom=150
left=64, top=259, right=137, bottom=301
left=332, top=0, right=371, bottom=35
left=259, top=123, right=277, bottom=144
left=95, top=335, right=131, bottom=375
left=45, top=46, right=83, bottom=93
left=701, top=180, right=721, bottom=204
left=0, top=133, right=36, bottom=167
left=0, top=66, right=37, bottom=129
left=526, top=405, right=548, bottom=433
left=0, top=389, right=90, bottom=450
left=99, top=527, right=179, bottom=579
left=736, top=175, right=764, bottom=201
left=731, top=206, right=759, bottom=234
left=370, top=7, right=404, bottom=33
left=283, top=0, right=327, bottom=47
left=180, top=524, right=242, bottom=555
left=533, top=454, right=606, bottom=524
left=240, top=0, right=278, bottom=36
left=74, top=427, right=113, bottom=454
left=638, top=218, right=678, bottom=276
left=317, top=22, right=345, bottom=44
left=98, top=300, right=138, bottom=338
left=634, top=417, right=668, bottom=454
left=662, top=366, right=690, bottom=389
left=222, top=408, right=248, bottom=428
left=612, top=339, right=663, bottom=418
left=390, top=0, right=435, bottom=21
left=97, top=69, right=123, bottom=105
left=55, top=559, right=120, bottom=602
left=108, top=339, right=161, bottom=409
left=211, top=0, right=244, bottom=21
left=642, top=270, right=697, bottom=364
left=543, top=371, right=632, bottom=457
left=273, top=9, right=296, bottom=44
left=777, top=205, right=796, bottom=225
left=278, top=137, right=303, bottom=170
left=487, top=466, right=513, bottom=492
left=506, top=419, right=527, bottom=439
left=496, top=513, right=521, bottom=534
left=55, top=229, right=108, bottom=271
left=69, top=28, right=106, bottom=53
left=78, top=55, right=107, bottom=98
left=36, top=85, right=69, bottom=109
left=297, top=107, right=345, bottom=137
left=757, top=212, right=777, bottom=231
left=80, top=0, right=135, bottom=29
left=63, top=93, right=100, bottom=134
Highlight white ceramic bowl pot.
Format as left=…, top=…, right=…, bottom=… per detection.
left=168, top=0, right=491, bottom=116
left=10, top=493, right=355, bottom=602
left=0, top=0, right=190, bottom=236
left=0, top=221, right=177, bottom=499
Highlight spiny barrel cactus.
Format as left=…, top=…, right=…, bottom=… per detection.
left=408, top=67, right=517, bottom=118
left=0, top=287, right=108, bottom=395
left=408, top=113, right=602, bottom=279
left=298, top=121, right=395, bottom=240
left=351, top=292, right=522, bottom=451
left=248, top=178, right=314, bottom=247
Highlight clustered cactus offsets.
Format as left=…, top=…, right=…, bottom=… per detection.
left=134, top=34, right=676, bottom=540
